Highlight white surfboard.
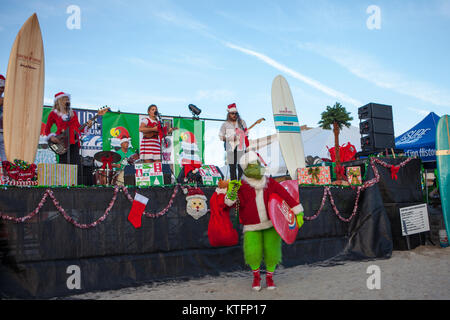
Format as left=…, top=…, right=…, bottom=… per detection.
left=271, top=75, right=306, bottom=180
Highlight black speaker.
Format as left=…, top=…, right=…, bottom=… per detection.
left=358, top=103, right=393, bottom=120
left=360, top=118, right=394, bottom=135
left=162, top=164, right=173, bottom=185
left=361, top=133, right=395, bottom=151
left=124, top=165, right=135, bottom=186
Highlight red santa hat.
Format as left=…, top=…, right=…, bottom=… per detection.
left=239, top=151, right=267, bottom=171
left=0, top=74, right=5, bottom=87
left=185, top=187, right=207, bottom=201
left=54, top=91, right=71, bottom=104
left=227, top=103, right=237, bottom=113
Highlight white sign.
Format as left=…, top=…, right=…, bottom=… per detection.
left=399, top=204, right=430, bottom=236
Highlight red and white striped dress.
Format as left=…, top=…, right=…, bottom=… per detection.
left=140, top=117, right=161, bottom=161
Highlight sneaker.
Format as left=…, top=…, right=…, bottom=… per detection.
left=266, top=272, right=276, bottom=290
left=252, top=269, right=261, bottom=291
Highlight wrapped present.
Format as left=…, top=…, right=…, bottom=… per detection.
left=309, top=162, right=336, bottom=180
left=135, top=163, right=164, bottom=186
left=297, top=168, right=312, bottom=184
left=198, top=165, right=222, bottom=186
left=37, top=163, right=78, bottom=186
left=310, top=166, right=331, bottom=185
left=346, top=166, right=362, bottom=185
left=300, top=166, right=332, bottom=185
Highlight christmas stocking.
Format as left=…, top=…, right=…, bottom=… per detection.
left=128, top=193, right=149, bottom=228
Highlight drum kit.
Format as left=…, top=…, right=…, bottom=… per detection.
left=92, top=150, right=141, bottom=186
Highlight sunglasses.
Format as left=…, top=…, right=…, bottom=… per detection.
left=229, top=112, right=238, bottom=115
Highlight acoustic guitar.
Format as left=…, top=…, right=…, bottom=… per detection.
left=48, top=106, right=109, bottom=155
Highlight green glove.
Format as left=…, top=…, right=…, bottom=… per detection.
left=296, top=212, right=304, bottom=229
left=226, top=180, right=242, bottom=201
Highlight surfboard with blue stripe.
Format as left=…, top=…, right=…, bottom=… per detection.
left=271, top=75, right=306, bottom=179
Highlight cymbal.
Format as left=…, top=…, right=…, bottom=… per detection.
left=94, top=150, right=121, bottom=163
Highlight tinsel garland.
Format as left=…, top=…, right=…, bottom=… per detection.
left=0, top=157, right=414, bottom=227
left=0, top=185, right=180, bottom=228
left=303, top=157, right=403, bottom=222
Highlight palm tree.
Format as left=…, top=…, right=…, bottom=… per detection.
left=318, top=102, right=353, bottom=181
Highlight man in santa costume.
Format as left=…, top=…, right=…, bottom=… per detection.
left=221, top=151, right=304, bottom=291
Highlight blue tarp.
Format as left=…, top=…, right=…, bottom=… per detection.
left=395, top=112, right=440, bottom=162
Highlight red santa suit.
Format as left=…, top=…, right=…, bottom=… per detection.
left=224, top=175, right=303, bottom=232
left=44, top=109, right=82, bottom=147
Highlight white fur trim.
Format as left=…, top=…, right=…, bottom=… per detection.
left=54, top=93, right=71, bottom=104
left=186, top=195, right=207, bottom=201
left=215, top=187, right=227, bottom=195
left=242, top=175, right=267, bottom=190
left=227, top=107, right=237, bottom=113
left=292, top=204, right=304, bottom=215
left=224, top=195, right=236, bottom=207
left=243, top=220, right=273, bottom=232
left=254, top=187, right=269, bottom=225
left=45, top=132, right=57, bottom=142
left=134, top=193, right=149, bottom=205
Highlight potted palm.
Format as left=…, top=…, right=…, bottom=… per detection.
left=318, top=102, right=353, bottom=185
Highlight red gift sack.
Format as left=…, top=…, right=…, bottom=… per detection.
left=327, top=142, right=357, bottom=163
left=208, top=191, right=238, bottom=247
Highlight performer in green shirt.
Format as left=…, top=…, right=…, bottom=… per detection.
left=112, top=138, right=135, bottom=185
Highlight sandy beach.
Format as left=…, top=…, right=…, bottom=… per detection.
left=68, top=244, right=450, bottom=300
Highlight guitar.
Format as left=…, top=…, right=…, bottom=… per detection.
left=228, top=117, right=265, bottom=151
left=48, top=106, right=110, bottom=155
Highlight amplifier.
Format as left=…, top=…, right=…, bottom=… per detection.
left=358, top=103, right=393, bottom=120
left=360, top=118, right=394, bottom=135
left=124, top=165, right=135, bottom=186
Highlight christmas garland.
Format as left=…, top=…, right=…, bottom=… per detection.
left=0, top=185, right=180, bottom=228
left=303, top=157, right=406, bottom=222
left=0, top=157, right=414, bottom=227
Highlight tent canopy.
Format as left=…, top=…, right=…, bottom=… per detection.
left=395, top=112, right=440, bottom=162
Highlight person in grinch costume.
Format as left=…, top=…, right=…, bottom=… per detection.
left=221, top=151, right=304, bottom=291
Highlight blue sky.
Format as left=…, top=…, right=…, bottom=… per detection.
left=1, top=0, right=450, bottom=165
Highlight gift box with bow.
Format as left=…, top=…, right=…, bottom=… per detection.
left=297, top=166, right=331, bottom=185
left=346, top=166, right=362, bottom=185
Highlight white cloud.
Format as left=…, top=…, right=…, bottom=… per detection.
left=224, top=42, right=362, bottom=107
left=195, top=89, right=234, bottom=102
left=299, top=42, right=450, bottom=107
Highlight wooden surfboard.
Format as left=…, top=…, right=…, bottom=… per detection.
left=436, top=115, right=450, bottom=240
left=3, top=13, right=45, bottom=163
left=271, top=75, right=306, bottom=180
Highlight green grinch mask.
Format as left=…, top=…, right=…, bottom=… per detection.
left=243, top=161, right=266, bottom=180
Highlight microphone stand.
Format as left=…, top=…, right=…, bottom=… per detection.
left=156, top=111, right=176, bottom=184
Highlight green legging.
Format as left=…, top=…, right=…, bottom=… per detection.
left=243, top=227, right=282, bottom=272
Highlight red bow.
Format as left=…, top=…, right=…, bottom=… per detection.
left=101, top=155, right=113, bottom=169
left=390, top=165, right=400, bottom=180
left=235, top=128, right=248, bottom=150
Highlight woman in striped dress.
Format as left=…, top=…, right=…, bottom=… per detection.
left=139, top=104, right=176, bottom=163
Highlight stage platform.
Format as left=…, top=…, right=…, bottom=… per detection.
left=0, top=157, right=423, bottom=299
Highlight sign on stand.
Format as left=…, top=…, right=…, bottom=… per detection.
left=399, top=203, right=430, bottom=236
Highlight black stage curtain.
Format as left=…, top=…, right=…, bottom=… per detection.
left=1, top=157, right=423, bottom=299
